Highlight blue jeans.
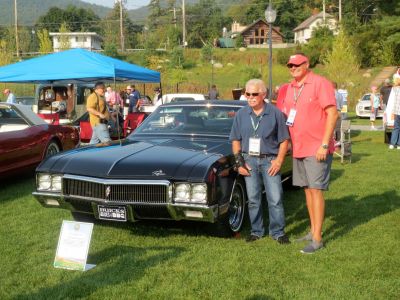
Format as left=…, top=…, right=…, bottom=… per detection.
left=243, top=154, right=286, bottom=239
left=390, top=114, right=400, bottom=146
left=90, top=123, right=111, bottom=144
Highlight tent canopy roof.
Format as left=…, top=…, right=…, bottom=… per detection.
left=0, top=48, right=160, bottom=84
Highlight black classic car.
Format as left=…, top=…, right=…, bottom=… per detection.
left=33, top=101, right=292, bottom=236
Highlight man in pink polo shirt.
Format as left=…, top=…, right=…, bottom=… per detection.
left=280, top=53, right=338, bottom=254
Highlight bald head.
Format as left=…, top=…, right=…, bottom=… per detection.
left=3, top=89, right=10, bottom=95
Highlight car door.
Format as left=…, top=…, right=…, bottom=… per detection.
left=0, top=107, right=45, bottom=174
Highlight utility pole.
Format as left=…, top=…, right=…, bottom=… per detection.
left=323, top=0, right=326, bottom=22
left=14, top=0, right=19, bottom=58
left=119, top=0, right=125, bottom=52
left=170, top=7, right=178, bottom=28
left=339, top=0, right=342, bottom=22
left=182, top=0, right=186, bottom=47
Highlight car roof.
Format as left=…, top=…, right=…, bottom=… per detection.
left=159, top=100, right=247, bottom=107
left=0, top=103, right=47, bottom=125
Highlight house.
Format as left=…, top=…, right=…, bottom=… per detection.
left=240, top=19, right=284, bottom=48
left=49, top=32, right=102, bottom=52
left=293, top=12, right=338, bottom=44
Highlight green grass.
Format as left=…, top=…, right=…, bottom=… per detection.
left=1, top=127, right=399, bottom=299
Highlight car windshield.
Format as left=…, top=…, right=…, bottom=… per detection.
left=131, top=104, right=241, bottom=137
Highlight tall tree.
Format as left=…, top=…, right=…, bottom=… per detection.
left=58, top=22, right=71, bottom=51
left=37, top=29, right=53, bottom=53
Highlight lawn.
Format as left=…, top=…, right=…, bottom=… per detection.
left=1, top=130, right=399, bottom=299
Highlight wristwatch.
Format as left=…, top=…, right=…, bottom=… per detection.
left=321, top=143, right=328, bottom=149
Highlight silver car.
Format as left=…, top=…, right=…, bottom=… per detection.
left=355, top=93, right=383, bottom=118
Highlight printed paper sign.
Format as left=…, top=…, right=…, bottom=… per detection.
left=54, top=220, right=94, bottom=271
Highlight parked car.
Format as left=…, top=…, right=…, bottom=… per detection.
left=355, top=93, right=384, bottom=118
left=33, top=101, right=292, bottom=236
left=0, top=103, right=80, bottom=179
left=139, top=93, right=206, bottom=114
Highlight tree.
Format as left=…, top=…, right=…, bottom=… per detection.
left=58, top=22, right=71, bottom=51
left=0, top=40, right=13, bottom=66
left=323, top=30, right=359, bottom=92
left=37, top=29, right=52, bottom=53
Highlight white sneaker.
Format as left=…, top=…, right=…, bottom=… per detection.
left=389, top=145, right=395, bottom=149
left=397, top=146, right=400, bottom=150
left=370, top=126, right=375, bottom=130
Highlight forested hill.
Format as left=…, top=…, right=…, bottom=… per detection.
left=0, top=0, right=111, bottom=26
left=0, top=0, right=240, bottom=27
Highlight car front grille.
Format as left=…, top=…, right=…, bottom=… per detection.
left=63, top=176, right=170, bottom=204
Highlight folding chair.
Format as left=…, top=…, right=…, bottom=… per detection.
left=123, top=112, right=146, bottom=137
left=335, top=119, right=352, bottom=163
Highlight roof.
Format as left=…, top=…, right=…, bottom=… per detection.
left=293, top=12, right=335, bottom=32
left=49, top=32, right=100, bottom=36
left=0, top=48, right=160, bottom=84
left=241, top=18, right=284, bottom=38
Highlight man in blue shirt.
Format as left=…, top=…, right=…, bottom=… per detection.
left=230, top=79, right=290, bottom=244
left=3, top=89, right=16, bottom=104
left=128, top=85, right=141, bottom=113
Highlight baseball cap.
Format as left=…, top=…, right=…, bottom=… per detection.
left=287, top=54, right=309, bottom=66
left=126, top=85, right=132, bottom=90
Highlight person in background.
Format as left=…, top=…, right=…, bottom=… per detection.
left=337, top=84, right=348, bottom=120
left=239, top=88, right=247, bottom=101
left=388, top=77, right=400, bottom=149
left=380, top=79, right=392, bottom=110
left=153, top=87, right=162, bottom=105
left=208, top=84, right=219, bottom=100
left=333, top=82, right=343, bottom=143
left=230, top=78, right=290, bottom=245
left=3, top=89, right=16, bottom=104
left=128, top=84, right=141, bottom=113
left=279, top=53, right=338, bottom=254
left=86, top=82, right=111, bottom=144
left=370, top=86, right=381, bottom=130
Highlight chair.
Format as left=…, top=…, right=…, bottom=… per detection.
left=334, top=119, right=352, bottom=163
left=123, top=112, right=146, bottom=137
left=37, top=113, right=60, bottom=125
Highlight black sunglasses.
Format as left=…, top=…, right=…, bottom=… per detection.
left=287, top=62, right=305, bottom=69
left=245, top=92, right=260, bottom=97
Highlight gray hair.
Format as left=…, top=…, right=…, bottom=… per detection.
left=245, top=79, right=267, bottom=93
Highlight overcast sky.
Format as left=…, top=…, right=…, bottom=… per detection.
left=81, top=0, right=150, bottom=10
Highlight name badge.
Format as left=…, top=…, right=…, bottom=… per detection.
left=286, top=108, right=297, bottom=126
left=249, top=137, right=261, bottom=156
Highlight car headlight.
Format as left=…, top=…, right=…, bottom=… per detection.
left=174, top=183, right=191, bottom=202
left=191, top=184, right=207, bottom=203
left=37, top=174, right=51, bottom=190
left=174, top=183, right=207, bottom=204
left=37, top=173, right=62, bottom=192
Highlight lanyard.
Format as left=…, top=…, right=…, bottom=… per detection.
left=293, top=84, right=305, bottom=107
left=250, top=114, right=263, bottom=136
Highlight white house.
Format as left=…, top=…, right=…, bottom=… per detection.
left=49, top=32, right=103, bottom=52
left=293, top=12, right=338, bottom=44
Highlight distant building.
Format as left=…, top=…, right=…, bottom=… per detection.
left=49, top=32, right=102, bottom=52
left=240, top=19, right=284, bottom=48
left=293, top=12, right=338, bottom=44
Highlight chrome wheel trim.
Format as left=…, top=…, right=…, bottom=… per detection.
left=46, top=142, right=60, bottom=157
left=229, top=181, right=245, bottom=232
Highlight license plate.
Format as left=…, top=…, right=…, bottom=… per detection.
left=98, top=205, right=127, bottom=222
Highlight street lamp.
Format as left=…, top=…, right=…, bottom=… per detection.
left=265, top=1, right=276, bottom=102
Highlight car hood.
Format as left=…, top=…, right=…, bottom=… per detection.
left=37, top=137, right=231, bottom=181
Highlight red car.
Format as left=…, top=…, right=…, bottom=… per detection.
left=0, top=103, right=79, bottom=179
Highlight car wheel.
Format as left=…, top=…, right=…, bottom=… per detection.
left=45, top=141, right=60, bottom=157
left=213, top=179, right=246, bottom=237
left=71, top=211, right=94, bottom=222
left=228, top=180, right=246, bottom=232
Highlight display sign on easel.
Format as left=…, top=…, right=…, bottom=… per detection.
left=54, top=220, right=95, bottom=271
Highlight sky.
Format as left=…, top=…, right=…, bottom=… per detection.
left=81, top=0, right=151, bottom=10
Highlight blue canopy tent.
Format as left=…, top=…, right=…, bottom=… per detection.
left=0, top=48, right=160, bottom=84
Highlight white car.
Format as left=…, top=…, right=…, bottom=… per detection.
left=139, top=93, right=206, bottom=114
left=355, top=93, right=383, bottom=118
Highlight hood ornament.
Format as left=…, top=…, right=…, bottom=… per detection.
left=152, top=169, right=166, bottom=176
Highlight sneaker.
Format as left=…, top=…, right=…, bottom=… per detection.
left=300, top=240, right=324, bottom=254
left=246, top=234, right=261, bottom=243
left=397, top=146, right=400, bottom=150
left=389, top=145, right=395, bottom=149
left=370, top=126, right=377, bottom=130
left=276, top=234, right=290, bottom=244
left=295, top=232, right=312, bottom=242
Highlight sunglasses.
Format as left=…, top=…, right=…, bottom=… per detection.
left=245, top=92, right=261, bottom=97
left=287, top=62, right=305, bottom=69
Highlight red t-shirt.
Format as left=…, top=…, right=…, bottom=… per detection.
left=280, top=71, right=336, bottom=158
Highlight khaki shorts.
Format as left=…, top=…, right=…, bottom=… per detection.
left=292, top=155, right=333, bottom=190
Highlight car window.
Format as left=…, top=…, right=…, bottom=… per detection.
left=171, top=97, right=196, bottom=102
left=132, top=105, right=240, bottom=137
left=0, top=107, right=29, bottom=126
